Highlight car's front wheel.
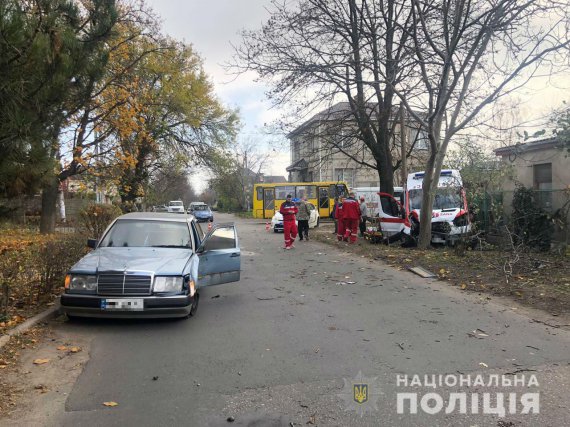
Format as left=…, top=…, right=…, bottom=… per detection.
left=189, top=292, right=199, bottom=317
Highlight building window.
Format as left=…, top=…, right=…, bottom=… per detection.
left=334, top=168, right=354, bottom=187
left=534, top=163, right=552, bottom=211
left=293, top=141, right=301, bottom=161
left=533, top=163, right=552, bottom=190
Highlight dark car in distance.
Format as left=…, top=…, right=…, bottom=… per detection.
left=191, top=204, right=214, bottom=223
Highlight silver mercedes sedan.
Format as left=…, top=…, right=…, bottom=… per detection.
left=60, top=212, right=241, bottom=319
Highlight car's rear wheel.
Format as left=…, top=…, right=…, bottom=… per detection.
left=315, top=218, right=320, bottom=228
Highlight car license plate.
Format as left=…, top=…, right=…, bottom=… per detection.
left=101, top=298, right=144, bottom=311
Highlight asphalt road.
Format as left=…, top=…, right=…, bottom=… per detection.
left=4, top=213, right=570, bottom=426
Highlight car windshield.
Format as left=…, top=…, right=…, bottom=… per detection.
left=409, top=188, right=462, bottom=210
left=99, top=220, right=192, bottom=248
left=193, top=205, right=209, bottom=211
left=169, top=201, right=183, bottom=206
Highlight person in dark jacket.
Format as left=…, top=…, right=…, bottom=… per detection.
left=331, top=197, right=339, bottom=234
left=336, top=197, right=346, bottom=241
left=359, top=196, right=368, bottom=237
left=297, top=196, right=311, bottom=241
left=279, top=194, right=298, bottom=249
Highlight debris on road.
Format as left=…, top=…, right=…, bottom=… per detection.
left=408, top=266, right=437, bottom=278
left=468, top=329, right=489, bottom=339
left=102, top=401, right=119, bottom=407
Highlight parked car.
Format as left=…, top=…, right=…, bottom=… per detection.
left=188, top=201, right=206, bottom=213
left=152, top=205, right=168, bottom=212
left=191, top=204, right=214, bottom=222
left=271, top=202, right=319, bottom=232
left=60, top=212, right=241, bottom=319
left=167, top=200, right=185, bottom=213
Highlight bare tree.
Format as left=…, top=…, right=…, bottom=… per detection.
left=209, top=140, right=270, bottom=211
left=232, top=0, right=418, bottom=194
left=394, top=0, right=570, bottom=248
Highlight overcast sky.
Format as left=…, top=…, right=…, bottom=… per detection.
left=145, top=0, right=290, bottom=184
left=145, top=1, right=568, bottom=191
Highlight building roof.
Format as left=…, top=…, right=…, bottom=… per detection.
left=494, top=137, right=567, bottom=156
left=287, top=102, right=370, bottom=138
left=287, top=102, right=425, bottom=138
left=286, top=158, right=308, bottom=172
left=262, top=175, right=287, bottom=183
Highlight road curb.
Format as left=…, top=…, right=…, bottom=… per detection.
left=0, top=301, right=61, bottom=351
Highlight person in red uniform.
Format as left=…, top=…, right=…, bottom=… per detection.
left=342, top=192, right=361, bottom=243
left=336, top=197, right=345, bottom=241
left=279, top=194, right=298, bottom=249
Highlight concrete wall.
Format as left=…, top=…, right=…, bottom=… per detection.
left=499, top=146, right=569, bottom=191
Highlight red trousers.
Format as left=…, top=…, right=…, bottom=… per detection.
left=337, top=218, right=346, bottom=241
left=283, top=220, right=298, bottom=248
left=343, top=218, right=359, bottom=243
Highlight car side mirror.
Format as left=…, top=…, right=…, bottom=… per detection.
left=87, top=238, right=98, bottom=249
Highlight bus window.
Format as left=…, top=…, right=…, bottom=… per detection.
left=319, top=187, right=329, bottom=209
left=334, top=184, right=348, bottom=198
left=296, top=185, right=317, bottom=199
left=276, top=186, right=295, bottom=199
left=307, top=186, right=316, bottom=199
left=256, top=187, right=263, bottom=200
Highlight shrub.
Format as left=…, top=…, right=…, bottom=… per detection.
left=78, top=203, right=122, bottom=239
left=34, top=233, right=88, bottom=299
left=512, top=185, right=553, bottom=251
left=0, top=229, right=88, bottom=320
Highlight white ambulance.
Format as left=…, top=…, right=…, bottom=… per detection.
left=375, top=170, right=471, bottom=245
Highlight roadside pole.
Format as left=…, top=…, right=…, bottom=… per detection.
left=400, top=102, right=407, bottom=187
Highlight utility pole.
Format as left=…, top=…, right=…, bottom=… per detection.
left=400, top=103, right=407, bottom=187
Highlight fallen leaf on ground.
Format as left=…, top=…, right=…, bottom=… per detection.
left=460, top=284, right=467, bottom=290
left=33, top=359, right=50, bottom=365
left=69, top=346, right=81, bottom=353
left=479, top=362, right=488, bottom=368
left=103, top=401, right=119, bottom=407
left=56, top=346, right=68, bottom=351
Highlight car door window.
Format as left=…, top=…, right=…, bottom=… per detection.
left=203, top=226, right=236, bottom=251
left=190, top=222, right=202, bottom=248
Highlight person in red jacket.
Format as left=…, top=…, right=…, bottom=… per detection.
left=342, top=192, right=361, bottom=243
left=279, top=194, right=298, bottom=249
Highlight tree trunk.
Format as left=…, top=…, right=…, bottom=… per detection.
left=39, top=175, right=59, bottom=234
left=378, top=162, right=395, bottom=195
left=417, top=157, right=436, bottom=249
left=58, top=189, right=66, bottom=222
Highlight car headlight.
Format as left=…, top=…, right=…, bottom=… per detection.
left=66, top=274, right=97, bottom=294
left=153, top=276, right=183, bottom=293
